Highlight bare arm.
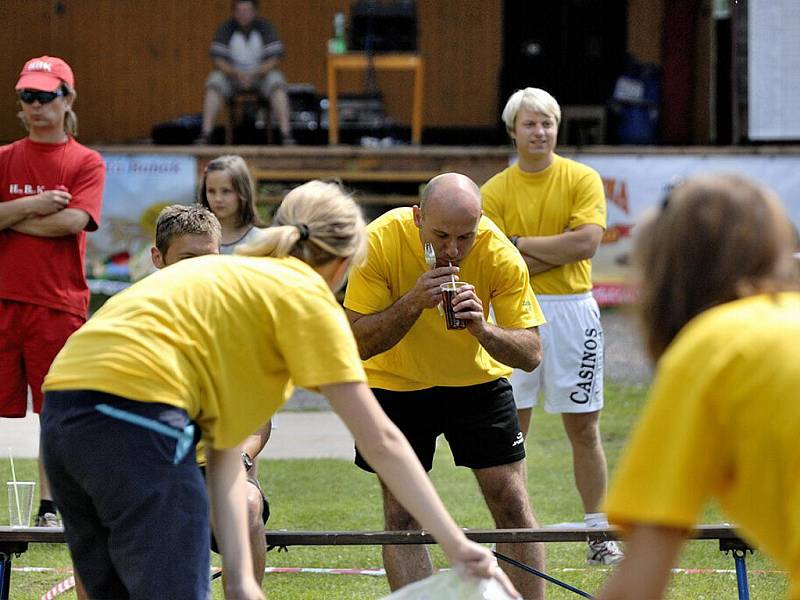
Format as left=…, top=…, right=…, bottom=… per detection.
left=206, top=446, right=265, bottom=600
left=596, top=525, right=686, bottom=600
left=474, top=325, right=541, bottom=372
left=321, top=381, right=520, bottom=598
left=521, top=253, right=557, bottom=276
left=241, top=420, right=271, bottom=459
left=516, top=223, right=604, bottom=266
left=12, top=208, right=90, bottom=237
left=255, top=56, right=279, bottom=76
left=0, top=191, right=70, bottom=231
left=450, top=283, right=542, bottom=371
left=215, top=56, right=278, bottom=87
left=213, top=57, right=238, bottom=77
left=241, top=420, right=272, bottom=478
left=346, top=265, right=459, bottom=360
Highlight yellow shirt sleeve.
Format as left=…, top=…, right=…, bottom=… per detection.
left=275, top=290, right=366, bottom=390
left=568, top=168, right=606, bottom=230
left=344, top=234, right=393, bottom=315
left=489, top=241, right=544, bottom=329
left=481, top=177, right=507, bottom=233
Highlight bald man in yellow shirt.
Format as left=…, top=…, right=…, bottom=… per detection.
left=345, top=172, right=546, bottom=599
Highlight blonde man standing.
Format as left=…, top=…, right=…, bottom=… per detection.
left=482, top=88, right=621, bottom=565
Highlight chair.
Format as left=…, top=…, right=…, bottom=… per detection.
left=560, top=105, right=606, bottom=146
left=226, top=91, right=273, bottom=145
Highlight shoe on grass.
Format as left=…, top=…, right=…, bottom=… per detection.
left=35, top=512, right=60, bottom=527
left=587, top=539, right=623, bottom=566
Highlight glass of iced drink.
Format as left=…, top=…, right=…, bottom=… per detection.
left=440, top=281, right=468, bottom=330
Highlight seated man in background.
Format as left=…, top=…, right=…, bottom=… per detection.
left=198, top=0, right=293, bottom=144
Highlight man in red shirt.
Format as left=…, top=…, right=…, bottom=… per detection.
left=0, top=55, right=105, bottom=526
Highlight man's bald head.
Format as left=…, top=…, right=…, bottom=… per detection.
left=420, top=173, right=482, bottom=219
left=414, top=173, right=483, bottom=266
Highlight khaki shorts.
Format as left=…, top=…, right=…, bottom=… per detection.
left=205, top=69, right=286, bottom=100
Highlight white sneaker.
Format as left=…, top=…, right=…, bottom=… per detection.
left=587, top=539, right=624, bottom=565
left=34, top=512, right=61, bottom=527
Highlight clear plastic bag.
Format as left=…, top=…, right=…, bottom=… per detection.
left=380, top=570, right=518, bottom=600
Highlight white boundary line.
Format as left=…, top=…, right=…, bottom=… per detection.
left=34, top=564, right=790, bottom=598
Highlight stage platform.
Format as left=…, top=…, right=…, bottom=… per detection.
left=84, top=143, right=800, bottom=306
left=93, top=143, right=800, bottom=208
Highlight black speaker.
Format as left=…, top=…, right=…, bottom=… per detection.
left=349, top=0, right=417, bottom=52
left=500, top=0, right=628, bottom=109
left=151, top=114, right=202, bottom=145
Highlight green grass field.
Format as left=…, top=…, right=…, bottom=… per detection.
left=0, top=382, right=788, bottom=599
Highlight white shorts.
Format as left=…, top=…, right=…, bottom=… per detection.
left=510, top=292, right=604, bottom=413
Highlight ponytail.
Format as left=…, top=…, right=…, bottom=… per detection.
left=236, top=180, right=366, bottom=267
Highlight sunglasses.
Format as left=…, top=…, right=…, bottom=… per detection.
left=18, top=89, right=64, bottom=104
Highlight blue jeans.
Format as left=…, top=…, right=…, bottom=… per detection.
left=42, top=390, right=209, bottom=600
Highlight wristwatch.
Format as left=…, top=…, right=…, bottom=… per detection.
left=241, top=451, right=254, bottom=473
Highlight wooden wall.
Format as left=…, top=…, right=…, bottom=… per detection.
left=628, top=0, right=664, bottom=64
left=0, top=0, right=502, bottom=143
left=628, top=0, right=713, bottom=144
left=0, top=1, right=716, bottom=145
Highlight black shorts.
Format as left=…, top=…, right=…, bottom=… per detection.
left=355, top=377, right=525, bottom=472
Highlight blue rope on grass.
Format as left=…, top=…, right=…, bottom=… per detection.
left=493, top=551, right=595, bottom=599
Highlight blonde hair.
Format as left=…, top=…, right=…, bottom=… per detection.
left=635, top=173, right=799, bottom=361
left=17, top=83, right=78, bottom=136
left=501, top=87, right=561, bottom=132
left=236, top=180, right=366, bottom=267
left=199, top=155, right=259, bottom=227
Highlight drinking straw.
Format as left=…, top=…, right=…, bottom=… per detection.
left=9, top=448, right=22, bottom=526
left=449, top=262, right=456, bottom=287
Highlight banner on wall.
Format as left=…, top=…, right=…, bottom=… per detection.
left=86, top=154, right=197, bottom=291
left=569, top=154, right=800, bottom=306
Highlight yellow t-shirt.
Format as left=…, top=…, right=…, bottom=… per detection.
left=481, top=154, right=606, bottom=295
left=343, top=207, right=545, bottom=391
left=45, top=255, right=366, bottom=449
left=604, top=293, right=800, bottom=597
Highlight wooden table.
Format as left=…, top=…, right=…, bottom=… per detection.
left=0, top=525, right=754, bottom=600
left=326, top=52, right=425, bottom=145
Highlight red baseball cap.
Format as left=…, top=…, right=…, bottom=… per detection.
left=16, top=56, right=75, bottom=91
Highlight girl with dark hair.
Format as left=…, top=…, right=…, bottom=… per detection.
left=199, top=154, right=262, bottom=253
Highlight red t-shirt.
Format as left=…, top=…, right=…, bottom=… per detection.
left=0, top=137, right=105, bottom=317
